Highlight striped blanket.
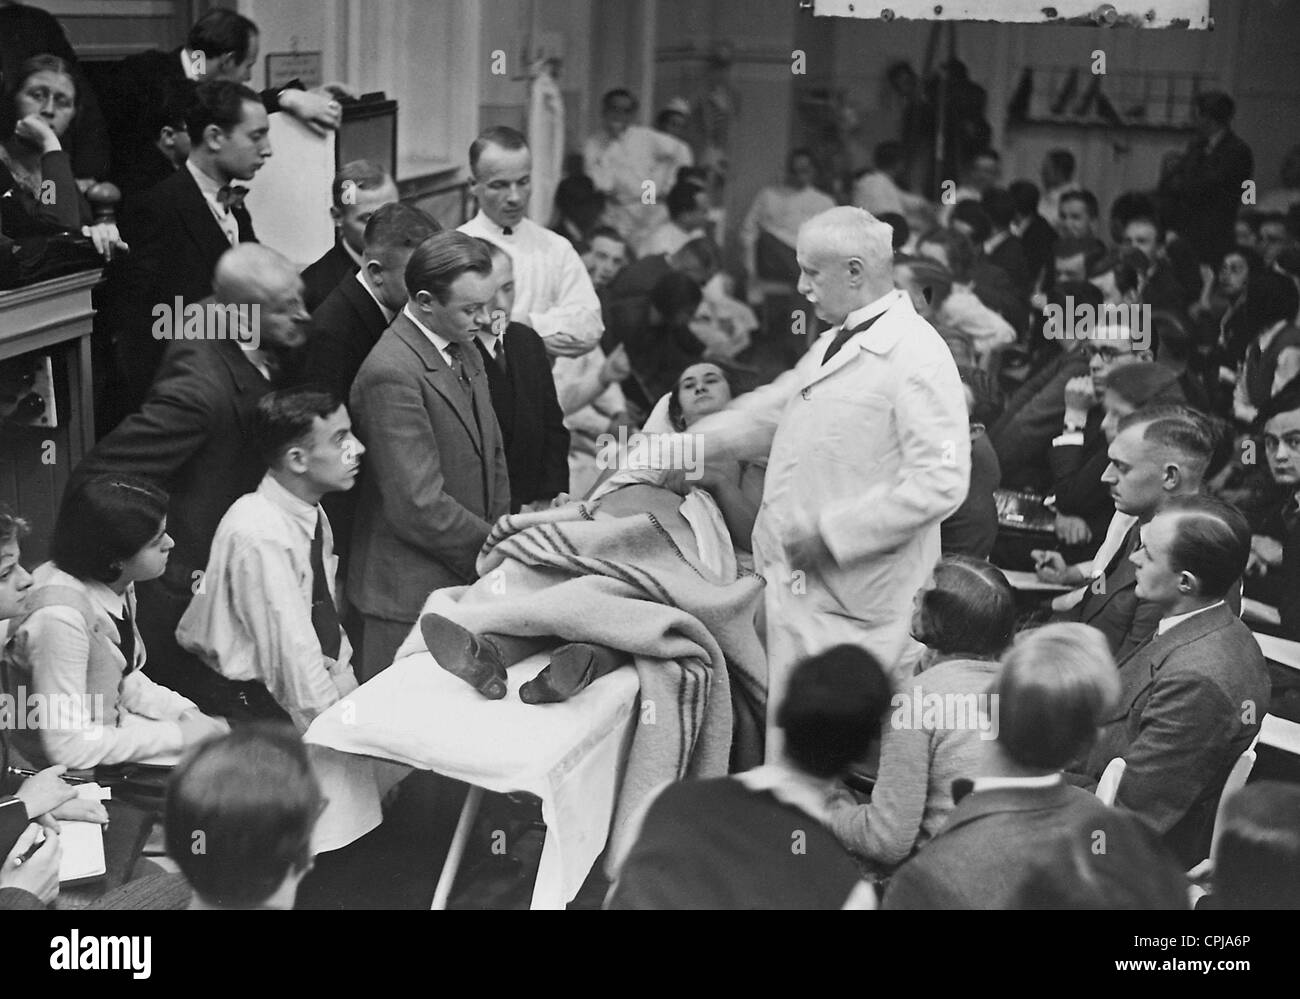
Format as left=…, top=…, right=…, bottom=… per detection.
left=416, top=501, right=767, bottom=853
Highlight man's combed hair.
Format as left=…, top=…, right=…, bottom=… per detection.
left=363, top=202, right=440, bottom=255
left=166, top=724, right=323, bottom=908
left=188, top=7, right=259, bottom=62
left=186, top=79, right=261, bottom=144
left=777, top=645, right=893, bottom=779
left=404, top=231, right=493, bottom=305
left=468, top=125, right=528, bottom=175
left=1116, top=405, right=1219, bottom=477
left=1160, top=495, right=1252, bottom=600
left=332, top=160, right=391, bottom=211
left=252, top=387, right=344, bottom=468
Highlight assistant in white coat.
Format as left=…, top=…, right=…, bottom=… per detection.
left=687, top=207, right=971, bottom=755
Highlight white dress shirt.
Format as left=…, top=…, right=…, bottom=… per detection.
left=1157, top=600, right=1226, bottom=637
left=402, top=303, right=455, bottom=366
left=186, top=159, right=239, bottom=246
left=458, top=211, right=603, bottom=349
left=971, top=773, right=1064, bottom=793
left=582, top=124, right=694, bottom=253
left=176, top=474, right=357, bottom=733
left=357, top=269, right=396, bottom=324
left=740, top=184, right=837, bottom=259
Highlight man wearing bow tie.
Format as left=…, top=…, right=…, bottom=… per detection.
left=685, top=206, right=970, bottom=755
left=107, top=79, right=271, bottom=418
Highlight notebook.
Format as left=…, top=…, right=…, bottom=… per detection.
left=58, top=784, right=110, bottom=885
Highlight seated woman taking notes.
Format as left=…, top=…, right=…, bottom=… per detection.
left=1, top=477, right=228, bottom=770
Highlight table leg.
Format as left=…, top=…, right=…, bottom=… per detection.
left=430, top=785, right=484, bottom=910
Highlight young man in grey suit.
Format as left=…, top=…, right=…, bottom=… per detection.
left=348, top=232, right=510, bottom=680
left=1084, top=495, right=1270, bottom=867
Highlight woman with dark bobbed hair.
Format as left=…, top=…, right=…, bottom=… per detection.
left=1, top=475, right=227, bottom=770
left=826, top=555, right=1016, bottom=869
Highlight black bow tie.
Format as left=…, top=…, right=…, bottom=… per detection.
left=217, top=184, right=248, bottom=212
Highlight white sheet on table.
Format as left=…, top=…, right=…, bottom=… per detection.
left=305, top=649, right=639, bottom=908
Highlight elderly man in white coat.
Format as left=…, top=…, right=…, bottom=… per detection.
left=684, top=206, right=970, bottom=756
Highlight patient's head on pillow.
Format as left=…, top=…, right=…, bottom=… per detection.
left=669, top=362, right=736, bottom=430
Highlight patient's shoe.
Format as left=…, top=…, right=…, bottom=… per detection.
left=519, top=642, right=622, bottom=704
left=420, top=613, right=508, bottom=699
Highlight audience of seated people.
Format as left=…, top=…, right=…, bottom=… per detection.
left=6, top=3, right=1300, bottom=911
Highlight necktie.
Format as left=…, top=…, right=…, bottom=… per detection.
left=476, top=336, right=507, bottom=374
left=216, top=184, right=248, bottom=212
left=501, top=226, right=513, bottom=237
left=111, top=605, right=136, bottom=672
left=821, top=310, right=886, bottom=366
left=310, top=512, right=343, bottom=661
left=444, top=341, right=474, bottom=399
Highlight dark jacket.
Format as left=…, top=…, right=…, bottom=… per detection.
left=1084, top=602, right=1270, bottom=866
left=1061, top=521, right=1161, bottom=663
left=301, top=240, right=358, bottom=315
left=941, top=431, right=1001, bottom=559
left=991, top=351, right=1091, bottom=491
left=477, top=323, right=569, bottom=512
left=107, top=164, right=256, bottom=411
left=1159, top=129, right=1254, bottom=265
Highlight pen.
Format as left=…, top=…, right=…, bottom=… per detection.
left=5, top=766, right=92, bottom=786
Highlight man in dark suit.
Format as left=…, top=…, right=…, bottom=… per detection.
left=296, top=203, right=439, bottom=589
left=981, top=187, right=1032, bottom=299
left=70, top=244, right=310, bottom=708
left=100, top=7, right=342, bottom=204
left=1250, top=384, right=1300, bottom=641
left=300, top=161, right=399, bottom=313
left=475, top=242, right=569, bottom=512
left=106, top=80, right=270, bottom=418
left=1158, top=90, right=1254, bottom=266
left=1035, top=406, right=1216, bottom=661
left=885, top=624, right=1120, bottom=909
left=348, top=232, right=510, bottom=679
left=1083, top=497, right=1270, bottom=867
left=1009, top=180, right=1056, bottom=294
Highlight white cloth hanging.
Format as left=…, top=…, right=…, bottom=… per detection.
left=528, top=62, right=565, bottom=226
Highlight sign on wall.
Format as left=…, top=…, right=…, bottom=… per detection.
left=265, top=50, right=324, bottom=89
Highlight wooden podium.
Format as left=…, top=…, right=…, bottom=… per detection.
left=0, top=268, right=100, bottom=563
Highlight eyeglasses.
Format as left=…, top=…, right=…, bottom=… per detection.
left=21, top=85, right=74, bottom=111
left=1264, top=432, right=1300, bottom=454
left=1087, top=345, right=1129, bottom=362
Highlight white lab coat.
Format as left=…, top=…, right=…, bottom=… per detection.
left=688, top=291, right=970, bottom=754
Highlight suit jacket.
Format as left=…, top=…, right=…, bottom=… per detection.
left=294, top=275, right=392, bottom=567
left=102, top=48, right=288, bottom=203
left=1064, top=522, right=1160, bottom=662
left=302, top=240, right=358, bottom=315
left=1084, top=603, right=1270, bottom=866
left=1018, top=214, right=1057, bottom=292
left=883, top=782, right=1113, bottom=909
left=990, top=351, right=1091, bottom=491
left=348, top=312, right=510, bottom=623
left=108, top=165, right=256, bottom=411
left=986, top=235, right=1033, bottom=299
left=70, top=338, right=274, bottom=601
left=1159, top=130, right=1254, bottom=265
left=479, top=323, right=570, bottom=512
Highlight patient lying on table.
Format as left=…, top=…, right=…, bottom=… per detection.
left=421, top=362, right=765, bottom=704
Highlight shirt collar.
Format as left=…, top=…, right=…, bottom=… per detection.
left=474, top=329, right=503, bottom=358
left=971, top=773, right=1063, bottom=793
left=985, top=231, right=1009, bottom=254
left=837, top=288, right=902, bottom=340
left=1157, top=600, right=1226, bottom=636
left=734, top=762, right=835, bottom=822
left=403, top=303, right=454, bottom=360
left=472, top=210, right=521, bottom=239
left=355, top=269, right=396, bottom=323
left=186, top=158, right=226, bottom=203
left=257, top=473, right=319, bottom=536
left=83, top=578, right=126, bottom=620
left=341, top=238, right=365, bottom=268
